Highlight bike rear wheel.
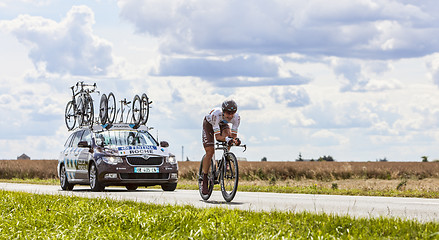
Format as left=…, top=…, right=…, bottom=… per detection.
left=77, top=97, right=85, bottom=126
left=107, top=92, right=116, bottom=124
left=220, top=152, right=239, bottom=202
left=141, top=93, right=150, bottom=125
left=99, top=93, right=108, bottom=124
left=65, top=101, right=76, bottom=130
left=132, top=95, right=142, bottom=128
left=198, top=155, right=215, bottom=200
left=83, top=94, right=94, bottom=125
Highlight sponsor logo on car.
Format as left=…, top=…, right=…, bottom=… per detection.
left=118, top=145, right=158, bottom=155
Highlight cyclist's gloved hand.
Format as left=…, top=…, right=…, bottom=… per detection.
left=235, top=138, right=241, bottom=146
left=225, top=137, right=234, bottom=146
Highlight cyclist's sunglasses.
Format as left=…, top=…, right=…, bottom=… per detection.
left=224, top=110, right=236, bottom=115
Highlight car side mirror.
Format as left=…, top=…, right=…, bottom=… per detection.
left=78, top=141, right=90, bottom=148
left=160, top=141, right=169, bottom=148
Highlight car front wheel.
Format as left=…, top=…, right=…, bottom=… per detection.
left=161, top=183, right=177, bottom=191
left=126, top=185, right=138, bottom=191
left=89, top=162, right=105, bottom=191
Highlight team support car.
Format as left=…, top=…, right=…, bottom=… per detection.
left=57, top=123, right=178, bottom=191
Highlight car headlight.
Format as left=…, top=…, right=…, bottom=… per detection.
left=102, top=156, right=123, bottom=165
left=168, top=155, right=177, bottom=164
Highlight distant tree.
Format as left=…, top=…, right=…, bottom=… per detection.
left=377, top=157, right=388, bottom=162
left=296, top=152, right=304, bottom=161
left=318, top=155, right=335, bottom=162
left=421, top=156, right=428, bottom=162
left=261, top=157, right=267, bottom=162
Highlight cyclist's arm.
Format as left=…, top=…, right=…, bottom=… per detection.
left=215, top=133, right=228, bottom=142
left=230, top=114, right=240, bottom=139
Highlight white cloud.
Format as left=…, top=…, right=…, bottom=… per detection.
left=427, top=53, right=439, bottom=86
left=2, top=1, right=439, bottom=163
left=156, top=55, right=279, bottom=78
left=311, top=129, right=349, bottom=146
left=304, top=100, right=380, bottom=129
left=0, top=5, right=113, bottom=76
left=271, top=86, right=310, bottom=108
left=118, top=0, right=439, bottom=59
left=330, top=58, right=402, bottom=92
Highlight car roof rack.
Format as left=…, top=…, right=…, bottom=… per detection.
left=75, top=123, right=153, bottom=132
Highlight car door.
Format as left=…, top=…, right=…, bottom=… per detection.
left=75, top=129, right=92, bottom=180
left=64, top=130, right=84, bottom=182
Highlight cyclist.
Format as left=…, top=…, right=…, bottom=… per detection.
left=201, top=100, right=241, bottom=195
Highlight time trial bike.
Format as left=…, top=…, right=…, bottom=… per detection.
left=65, top=82, right=98, bottom=130
left=198, top=141, right=246, bottom=202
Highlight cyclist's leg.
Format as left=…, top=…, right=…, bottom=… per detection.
left=202, top=118, right=215, bottom=174
left=202, top=146, right=214, bottom=174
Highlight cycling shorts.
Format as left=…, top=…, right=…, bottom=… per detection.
left=202, top=117, right=230, bottom=147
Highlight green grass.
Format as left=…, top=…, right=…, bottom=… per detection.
left=0, top=190, right=438, bottom=239
left=176, top=182, right=439, bottom=199
left=2, top=178, right=439, bottom=199
left=0, top=178, right=58, bottom=185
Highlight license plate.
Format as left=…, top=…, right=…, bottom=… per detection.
left=134, top=167, right=159, bottom=173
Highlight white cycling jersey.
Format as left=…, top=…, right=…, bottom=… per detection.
left=205, top=108, right=240, bottom=135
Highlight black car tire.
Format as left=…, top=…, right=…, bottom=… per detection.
left=126, top=185, right=138, bottom=191
left=161, top=183, right=177, bottom=191
left=60, top=164, right=74, bottom=191
left=89, top=162, right=105, bottom=191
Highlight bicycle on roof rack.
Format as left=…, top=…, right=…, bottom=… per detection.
left=64, top=82, right=99, bottom=130
left=99, top=92, right=116, bottom=125
left=99, top=93, right=152, bottom=129
left=65, top=81, right=152, bottom=131
left=198, top=141, right=247, bottom=202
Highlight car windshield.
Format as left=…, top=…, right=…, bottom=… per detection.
left=95, top=130, right=157, bottom=147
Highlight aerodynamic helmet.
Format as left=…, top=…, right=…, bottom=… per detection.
left=222, top=100, right=237, bottom=114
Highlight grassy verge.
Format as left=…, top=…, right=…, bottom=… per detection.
left=0, top=190, right=438, bottom=239
left=0, top=178, right=58, bottom=185
left=2, top=178, right=439, bottom=198
left=175, top=179, right=439, bottom=198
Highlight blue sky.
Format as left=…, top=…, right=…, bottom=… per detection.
left=1, top=0, right=439, bottom=161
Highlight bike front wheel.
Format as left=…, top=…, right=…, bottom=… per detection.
left=65, top=101, right=76, bottom=130
left=99, top=93, right=108, bottom=124
left=198, top=155, right=215, bottom=200
left=220, top=152, right=239, bottom=202
left=132, top=95, right=142, bottom=128
left=107, top=92, right=116, bottom=124
left=141, top=93, right=150, bottom=125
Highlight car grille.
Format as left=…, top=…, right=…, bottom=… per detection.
left=127, top=156, right=163, bottom=166
left=120, top=173, right=169, bottom=180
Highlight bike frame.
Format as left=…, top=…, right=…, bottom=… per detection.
left=117, top=98, right=133, bottom=123
left=67, top=82, right=98, bottom=127
left=70, top=82, right=98, bottom=107
left=212, top=142, right=246, bottom=182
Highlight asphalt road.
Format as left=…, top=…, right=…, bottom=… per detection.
left=1, top=182, right=438, bottom=222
